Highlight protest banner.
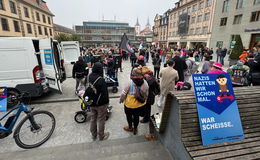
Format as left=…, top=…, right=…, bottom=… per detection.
left=192, top=73, right=244, bottom=145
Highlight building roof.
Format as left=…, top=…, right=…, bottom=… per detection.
left=23, top=0, right=54, bottom=16
left=53, top=24, right=75, bottom=34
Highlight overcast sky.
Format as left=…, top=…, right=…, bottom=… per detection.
left=45, top=0, right=177, bottom=29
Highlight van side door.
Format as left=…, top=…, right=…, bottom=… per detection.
left=39, top=39, right=62, bottom=93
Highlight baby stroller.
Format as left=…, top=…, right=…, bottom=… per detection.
left=74, top=89, right=113, bottom=123
left=227, top=62, right=250, bottom=86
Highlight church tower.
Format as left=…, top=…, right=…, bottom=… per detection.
left=135, top=18, right=141, bottom=36
left=145, top=17, right=151, bottom=30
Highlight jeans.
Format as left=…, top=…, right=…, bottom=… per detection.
left=219, top=56, right=224, bottom=65
left=90, top=104, right=108, bottom=139
left=75, top=78, right=84, bottom=91
left=161, top=56, right=166, bottom=63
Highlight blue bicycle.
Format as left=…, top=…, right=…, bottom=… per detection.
left=0, top=93, right=56, bottom=149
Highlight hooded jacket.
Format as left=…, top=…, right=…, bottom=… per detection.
left=86, top=62, right=109, bottom=107
left=72, top=60, right=88, bottom=79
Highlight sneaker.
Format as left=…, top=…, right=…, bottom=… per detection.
left=100, top=132, right=110, bottom=141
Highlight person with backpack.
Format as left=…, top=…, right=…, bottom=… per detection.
left=73, top=56, right=89, bottom=93
left=152, top=53, right=162, bottom=79
left=140, top=69, right=160, bottom=123
left=120, top=67, right=149, bottom=135
left=184, top=52, right=198, bottom=82
left=84, top=62, right=110, bottom=141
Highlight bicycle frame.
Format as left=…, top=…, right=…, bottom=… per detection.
left=0, top=104, right=28, bottom=132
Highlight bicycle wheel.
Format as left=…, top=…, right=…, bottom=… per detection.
left=13, top=110, right=56, bottom=149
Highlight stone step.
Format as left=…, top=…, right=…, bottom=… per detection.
left=1, top=136, right=173, bottom=160
left=97, top=148, right=173, bottom=160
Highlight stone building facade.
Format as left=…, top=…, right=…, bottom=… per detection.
left=167, top=0, right=216, bottom=49
left=53, top=23, right=75, bottom=37
left=0, top=0, right=54, bottom=38
left=209, top=0, right=260, bottom=51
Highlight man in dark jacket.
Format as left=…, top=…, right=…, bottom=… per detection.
left=172, top=52, right=187, bottom=82
left=86, top=62, right=110, bottom=140
left=72, top=56, right=89, bottom=92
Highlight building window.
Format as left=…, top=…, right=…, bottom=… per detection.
left=220, top=17, right=228, bottom=26
left=13, top=20, right=20, bottom=32
left=236, top=0, right=245, bottom=9
left=203, top=26, right=208, bottom=34
left=174, top=13, right=176, bottom=18
left=191, top=16, right=196, bottom=24
left=189, top=28, right=194, bottom=35
left=44, top=27, right=48, bottom=35
left=223, top=0, right=230, bottom=12
left=204, top=12, right=210, bottom=21
left=193, top=4, right=197, bottom=11
left=24, top=7, right=29, bottom=18
left=36, top=12, right=40, bottom=21
left=27, top=23, right=32, bottom=34
left=187, top=7, right=192, bottom=14
left=0, top=0, right=5, bottom=10
left=195, top=27, right=201, bottom=34
left=48, top=17, right=51, bottom=24
left=233, top=14, right=243, bottom=24
left=1, top=18, right=9, bottom=31
left=197, top=15, right=203, bottom=22
left=9, top=1, right=17, bottom=14
left=42, top=14, right=46, bottom=23
left=199, top=1, right=204, bottom=9
left=206, top=0, right=212, bottom=7
left=254, top=0, right=260, bottom=5
left=49, top=29, right=52, bottom=36
left=251, top=11, right=260, bottom=22
left=38, top=26, right=42, bottom=35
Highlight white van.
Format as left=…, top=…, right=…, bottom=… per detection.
left=60, top=41, right=80, bottom=77
left=0, top=37, right=66, bottom=105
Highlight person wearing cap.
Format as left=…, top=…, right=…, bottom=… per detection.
left=157, top=60, right=179, bottom=109
left=119, top=68, right=149, bottom=135
left=207, top=62, right=226, bottom=74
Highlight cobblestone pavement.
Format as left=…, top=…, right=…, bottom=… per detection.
left=0, top=54, right=230, bottom=154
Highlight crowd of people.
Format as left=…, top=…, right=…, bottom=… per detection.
left=71, top=41, right=260, bottom=141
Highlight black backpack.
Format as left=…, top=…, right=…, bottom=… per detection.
left=83, top=76, right=102, bottom=106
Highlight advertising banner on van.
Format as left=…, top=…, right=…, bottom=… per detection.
left=0, top=87, right=7, bottom=112
left=192, top=73, right=244, bottom=145
left=44, top=49, right=53, bottom=65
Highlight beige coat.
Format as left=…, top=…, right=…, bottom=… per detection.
left=159, top=66, right=179, bottom=96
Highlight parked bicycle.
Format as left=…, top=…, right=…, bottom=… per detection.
left=0, top=92, right=56, bottom=149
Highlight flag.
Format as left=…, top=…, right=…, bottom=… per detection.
left=119, top=33, right=134, bottom=53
